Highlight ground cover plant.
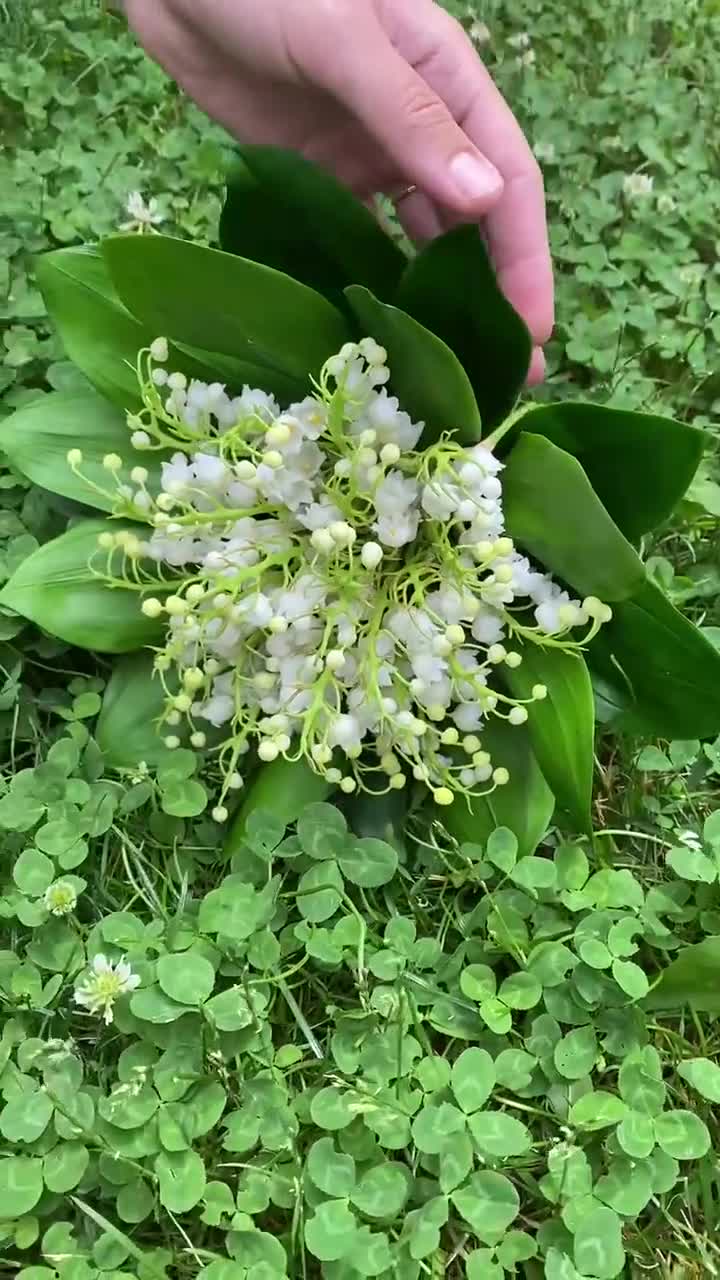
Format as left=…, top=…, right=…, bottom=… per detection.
left=2, top=3, right=720, bottom=1279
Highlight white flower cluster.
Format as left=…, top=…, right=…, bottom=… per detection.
left=72, top=338, right=610, bottom=811
left=74, top=954, right=140, bottom=1025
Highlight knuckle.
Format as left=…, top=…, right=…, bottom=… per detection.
left=399, top=83, right=452, bottom=132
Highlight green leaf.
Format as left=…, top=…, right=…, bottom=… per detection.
left=338, top=836, right=398, bottom=888
left=519, top=401, right=705, bottom=540
left=38, top=246, right=296, bottom=409
left=450, top=1171, right=520, bottom=1243
left=13, top=848, right=54, bottom=896
left=306, top=1137, right=356, bottom=1198
left=611, top=959, right=649, bottom=1000
left=451, top=1048, right=496, bottom=1114
left=644, top=937, right=720, bottom=1013
left=412, top=1103, right=465, bottom=1154
left=677, top=1057, right=720, bottom=1104
left=220, top=145, right=406, bottom=304
left=1, top=1088, right=53, bottom=1143
left=616, top=1111, right=656, bottom=1159
left=468, top=1110, right=533, bottom=1158
left=654, top=1110, right=711, bottom=1160
left=43, top=1142, right=89, bottom=1193
left=224, top=758, right=331, bottom=856
left=351, top=1164, right=410, bottom=1218
left=569, top=1091, right=627, bottom=1131
left=0, top=1157, right=44, bottom=1216
left=502, top=433, right=644, bottom=601
left=503, top=642, right=594, bottom=832
left=440, top=719, right=554, bottom=857
left=155, top=1149, right=206, bottom=1212
left=344, top=286, right=481, bottom=444
left=130, top=985, right=194, bottom=1024
left=304, top=1199, right=358, bottom=1263
left=553, top=1027, right=597, bottom=1079
left=589, top=578, right=720, bottom=739
left=103, top=234, right=350, bottom=385
left=0, top=389, right=168, bottom=513
left=0, top=520, right=163, bottom=653
left=96, top=654, right=172, bottom=768
left=396, top=225, right=531, bottom=429
left=573, top=1206, right=625, bottom=1279
left=156, top=950, right=215, bottom=1005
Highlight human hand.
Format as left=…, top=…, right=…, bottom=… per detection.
left=124, top=0, right=552, bottom=380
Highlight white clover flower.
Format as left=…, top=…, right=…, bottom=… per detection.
left=623, top=173, right=654, bottom=201
left=534, top=141, right=556, bottom=165
left=657, top=193, right=677, bottom=216
left=85, top=336, right=609, bottom=808
left=44, top=880, right=77, bottom=916
left=470, top=20, right=491, bottom=45
left=507, top=31, right=532, bottom=49
left=74, top=954, right=140, bottom=1025
left=120, top=191, right=165, bottom=233
left=515, top=48, right=536, bottom=68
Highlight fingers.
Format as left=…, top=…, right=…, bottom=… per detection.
left=294, top=2, right=505, bottom=216
left=401, top=1, right=553, bottom=345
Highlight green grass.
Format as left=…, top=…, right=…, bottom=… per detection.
left=1, top=2, right=720, bottom=1278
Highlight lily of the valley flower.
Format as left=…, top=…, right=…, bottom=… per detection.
left=70, top=339, right=610, bottom=810
left=74, top=953, right=140, bottom=1024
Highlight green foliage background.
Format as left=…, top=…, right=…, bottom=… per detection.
left=1, top=2, right=720, bottom=1277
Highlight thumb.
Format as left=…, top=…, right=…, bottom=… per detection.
left=301, top=7, right=504, bottom=214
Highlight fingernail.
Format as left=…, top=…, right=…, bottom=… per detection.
left=449, top=152, right=503, bottom=204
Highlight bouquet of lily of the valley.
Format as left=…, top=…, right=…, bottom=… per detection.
left=2, top=146, right=719, bottom=851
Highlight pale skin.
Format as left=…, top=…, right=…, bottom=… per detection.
left=123, top=0, right=553, bottom=382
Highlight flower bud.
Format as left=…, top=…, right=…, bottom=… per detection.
left=164, top=596, right=187, bottom=616
left=141, top=597, right=163, bottom=618
left=440, top=727, right=459, bottom=746
left=131, top=430, right=151, bottom=449
left=164, top=735, right=180, bottom=749
left=532, top=684, right=548, bottom=701
left=269, top=615, right=288, bottom=634
left=330, top=521, right=355, bottom=546
left=262, top=450, right=284, bottom=469
left=494, top=565, right=514, bottom=584
left=334, top=459, right=352, bottom=478
left=433, top=787, right=454, bottom=806
left=488, top=644, right=507, bottom=664
left=508, top=706, right=528, bottom=725
left=67, top=448, right=83, bottom=467
left=174, top=693, right=192, bottom=713
left=340, top=777, right=357, bottom=794
left=102, top=453, right=123, bottom=472
left=445, top=624, right=465, bottom=647
left=311, top=528, right=335, bottom=554
left=380, top=443, right=401, bottom=465
left=131, top=466, right=148, bottom=485
left=357, top=447, right=377, bottom=466
left=494, top=537, right=514, bottom=557
left=493, top=767, right=510, bottom=785
left=212, top=805, right=229, bottom=823
left=167, top=371, right=187, bottom=391
left=360, top=542, right=383, bottom=570
left=97, top=532, right=116, bottom=550
left=190, top=731, right=206, bottom=748
left=235, top=460, right=257, bottom=482
left=463, top=734, right=482, bottom=755
left=504, top=651, right=522, bottom=668
left=326, top=767, right=342, bottom=784
left=185, top=584, right=205, bottom=603
left=389, top=773, right=406, bottom=790
left=325, top=649, right=345, bottom=673
left=150, top=336, right=169, bottom=362
left=258, top=740, right=279, bottom=762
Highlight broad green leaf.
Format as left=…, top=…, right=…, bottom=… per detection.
left=451, top=1048, right=496, bottom=1114
left=451, top=1170, right=520, bottom=1242
left=644, top=937, right=720, bottom=1013
left=589, top=578, right=720, bottom=739
left=502, top=433, right=644, bottom=600
left=468, top=1110, right=533, bottom=1157
left=155, top=1149, right=206, bottom=1212
left=95, top=654, right=172, bottom=768
left=396, top=225, right=532, bottom=429
left=103, top=234, right=351, bottom=384
left=304, top=1199, right=358, bottom=1263
left=412, top=1103, right=465, bottom=1154
left=43, top=1142, right=89, bottom=1193
left=0, top=520, right=164, bottom=653
left=338, top=836, right=398, bottom=887
left=519, top=401, right=705, bottom=540
left=0, top=1157, right=44, bottom=1216
left=306, top=1138, right=356, bottom=1198
left=573, top=1206, right=625, bottom=1279
left=220, top=145, right=406, bottom=304
left=616, top=1111, right=656, bottom=1159
left=554, top=1027, right=597, bottom=1079
left=156, top=950, right=215, bottom=1005
left=224, top=757, right=331, bottom=856
left=351, top=1164, right=410, bottom=1218
left=344, top=285, right=481, bottom=444
left=440, top=719, right=554, bottom=857
left=569, top=1091, right=627, bottom=1131
left=1, top=1088, right=53, bottom=1143
left=0, top=389, right=169, bottom=513
left=503, top=642, right=594, bottom=832
left=611, top=959, right=649, bottom=1000
left=38, top=246, right=303, bottom=409
left=130, top=985, right=194, bottom=1024
left=654, top=1110, right=711, bottom=1160
left=677, top=1057, right=720, bottom=1103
